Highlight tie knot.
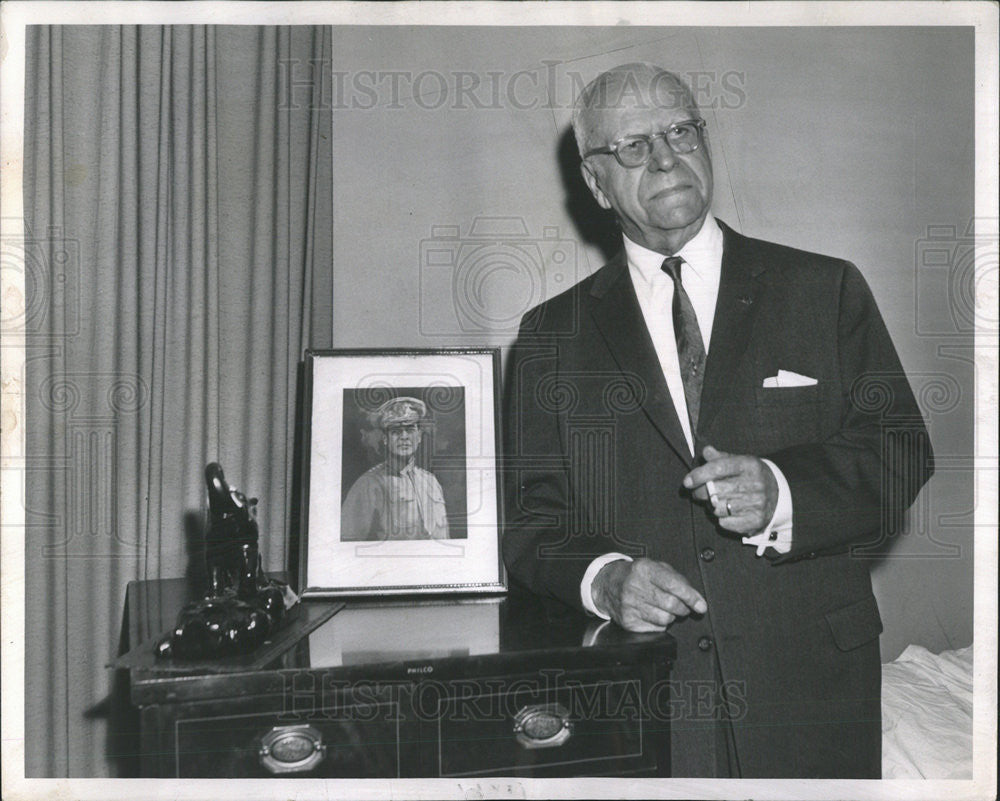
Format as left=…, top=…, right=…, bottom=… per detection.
left=661, top=256, right=684, bottom=283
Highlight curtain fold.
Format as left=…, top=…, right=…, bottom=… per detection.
left=24, top=24, right=333, bottom=777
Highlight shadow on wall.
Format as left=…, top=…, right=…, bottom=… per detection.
left=557, top=125, right=620, bottom=265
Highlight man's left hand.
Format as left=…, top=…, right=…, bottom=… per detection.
left=683, top=445, right=778, bottom=535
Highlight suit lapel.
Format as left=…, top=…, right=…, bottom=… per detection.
left=589, top=252, right=694, bottom=468
left=698, top=222, right=767, bottom=435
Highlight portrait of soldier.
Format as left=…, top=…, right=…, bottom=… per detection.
left=341, top=396, right=450, bottom=541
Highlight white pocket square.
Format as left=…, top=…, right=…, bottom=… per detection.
left=762, top=369, right=817, bottom=388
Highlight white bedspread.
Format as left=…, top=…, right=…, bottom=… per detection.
left=882, top=643, right=973, bottom=779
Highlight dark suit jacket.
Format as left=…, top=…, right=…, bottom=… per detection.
left=502, top=219, right=933, bottom=777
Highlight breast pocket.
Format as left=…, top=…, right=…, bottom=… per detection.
left=753, top=384, right=824, bottom=447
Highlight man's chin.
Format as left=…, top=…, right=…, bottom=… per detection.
left=656, top=202, right=711, bottom=230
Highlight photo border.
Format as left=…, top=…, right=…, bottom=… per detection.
left=0, top=3, right=995, bottom=800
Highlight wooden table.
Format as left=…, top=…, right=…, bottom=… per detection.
left=118, top=578, right=675, bottom=778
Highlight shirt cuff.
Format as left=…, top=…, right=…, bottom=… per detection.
left=580, top=553, right=633, bottom=619
left=741, top=458, right=793, bottom=556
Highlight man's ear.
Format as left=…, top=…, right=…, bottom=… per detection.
left=580, top=161, right=612, bottom=210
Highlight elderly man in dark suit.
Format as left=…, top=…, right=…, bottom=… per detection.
left=502, top=63, right=933, bottom=778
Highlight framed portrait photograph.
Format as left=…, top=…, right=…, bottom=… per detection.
left=299, top=348, right=504, bottom=596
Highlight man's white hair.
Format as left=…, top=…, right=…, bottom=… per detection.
left=571, top=63, right=699, bottom=157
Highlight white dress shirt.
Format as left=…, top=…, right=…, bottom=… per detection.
left=581, top=215, right=793, bottom=618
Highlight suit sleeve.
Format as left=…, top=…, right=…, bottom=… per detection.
left=501, top=311, right=595, bottom=610
left=766, top=262, right=934, bottom=561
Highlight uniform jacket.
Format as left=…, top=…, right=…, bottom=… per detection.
left=341, top=461, right=449, bottom=541
left=502, top=219, right=933, bottom=777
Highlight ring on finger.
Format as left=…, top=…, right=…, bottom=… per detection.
left=726, top=500, right=732, bottom=516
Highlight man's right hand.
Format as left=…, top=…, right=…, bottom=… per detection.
left=591, top=558, right=707, bottom=632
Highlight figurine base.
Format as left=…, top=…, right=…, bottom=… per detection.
left=112, top=600, right=343, bottom=673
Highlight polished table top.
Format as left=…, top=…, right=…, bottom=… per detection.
left=122, top=577, right=675, bottom=704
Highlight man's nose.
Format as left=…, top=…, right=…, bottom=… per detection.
left=646, top=136, right=678, bottom=171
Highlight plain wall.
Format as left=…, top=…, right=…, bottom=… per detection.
left=329, top=26, right=975, bottom=661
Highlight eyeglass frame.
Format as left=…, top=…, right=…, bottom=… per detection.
left=583, top=119, right=707, bottom=168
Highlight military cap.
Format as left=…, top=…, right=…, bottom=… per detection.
left=376, top=396, right=427, bottom=429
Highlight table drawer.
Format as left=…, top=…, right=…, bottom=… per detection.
left=432, top=671, right=658, bottom=777
left=171, top=695, right=402, bottom=778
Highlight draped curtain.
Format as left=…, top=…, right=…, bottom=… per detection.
left=24, top=25, right=333, bottom=776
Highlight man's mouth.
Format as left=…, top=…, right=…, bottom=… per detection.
left=650, top=184, right=690, bottom=200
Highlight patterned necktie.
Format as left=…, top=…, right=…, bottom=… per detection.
left=661, top=256, right=706, bottom=444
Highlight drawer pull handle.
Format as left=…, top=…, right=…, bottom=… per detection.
left=512, top=703, right=573, bottom=749
left=259, top=725, right=327, bottom=774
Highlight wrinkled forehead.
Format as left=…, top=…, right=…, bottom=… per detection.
left=580, top=71, right=696, bottom=141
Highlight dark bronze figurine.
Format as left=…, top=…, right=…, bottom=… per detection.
left=205, top=460, right=259, bottom=589
left=155, top=463, right=292, bottom=660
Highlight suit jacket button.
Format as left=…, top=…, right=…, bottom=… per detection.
left=700, top=547, right=715, bottom=562
left=698, top=636, right=713, bottom=651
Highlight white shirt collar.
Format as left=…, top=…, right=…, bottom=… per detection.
left=623, top=213, right=723, bottom=290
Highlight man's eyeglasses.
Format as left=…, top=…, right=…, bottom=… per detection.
left=584, top=119, right=706, bottom=168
